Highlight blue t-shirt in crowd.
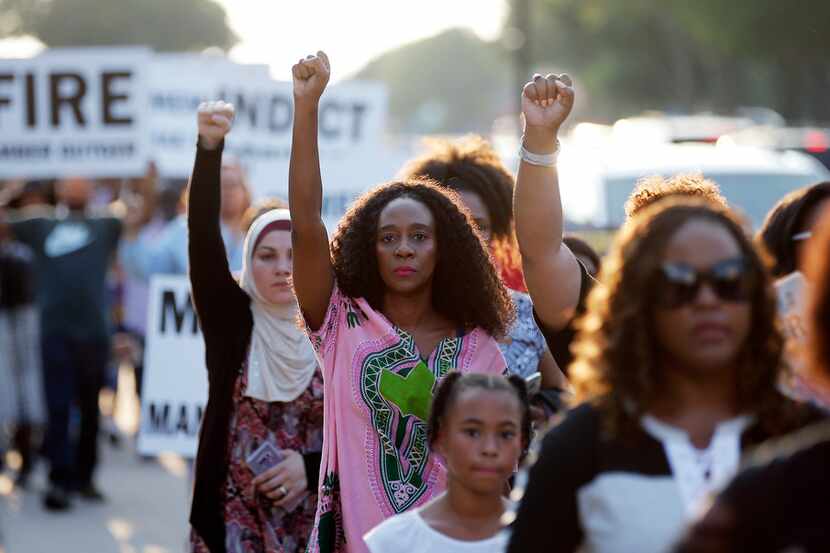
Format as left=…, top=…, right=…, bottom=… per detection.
left=10, top=208, right=122, bottom=341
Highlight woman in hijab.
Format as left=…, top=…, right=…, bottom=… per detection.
left=186, top=102, right=324, bottom=553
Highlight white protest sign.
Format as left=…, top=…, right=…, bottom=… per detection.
left=146, top=55, right=388, bottom=198
left=223, top=78, right=388, bottom=200
left=137, top=275, right=207, bottom=457
left=147, top=53, right=271, bottom=179
left=0, top=47, right=151, bottom=178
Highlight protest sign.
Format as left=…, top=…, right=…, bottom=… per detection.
left=137, top=275, right=207, bottom=457
left=147, top=55, right=389, bottom=199
left=0, top=47, right=151, bottom=178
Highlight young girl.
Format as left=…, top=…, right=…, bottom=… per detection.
left=364, top=373, right=530, bottom=553
left=289, top=52, right=513, bottom=553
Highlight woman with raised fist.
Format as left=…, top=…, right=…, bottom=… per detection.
left=289, top=52, right=513, bottom=553
left=187, top=101, right=324, bottom=553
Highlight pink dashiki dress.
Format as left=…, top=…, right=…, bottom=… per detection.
left=305, top=286, right=507, bottom=553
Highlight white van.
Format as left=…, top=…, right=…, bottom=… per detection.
left=556, top=142, right=830, bottom=229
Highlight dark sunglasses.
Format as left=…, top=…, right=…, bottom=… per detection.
left=653, top=257, right=754, bottom=309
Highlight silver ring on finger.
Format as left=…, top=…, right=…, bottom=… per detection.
left=278, top=485, right=288, bottom=497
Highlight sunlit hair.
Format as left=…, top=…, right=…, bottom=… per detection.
left=625, top=173, right=728, bottom=219
left=330, top=179, right=514, bottom=338
left=570, top=198, right=806, bottom=437
left=758, top=181, right=830, bottom=277
left=242, top=198, right=289, bottom=232
left=805, top=213, right=830, bottom=392
left=399, top=135, right=514, bottom=240
left=428, top=372, right=532, bottom=456
left=398, top=135, right=525, bottom=290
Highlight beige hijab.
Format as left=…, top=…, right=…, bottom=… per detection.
left=239, top=209, right=317, bottom=402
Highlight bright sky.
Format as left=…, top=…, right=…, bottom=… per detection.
left=213, top=0, right=508, bottom=80
left=0, top=1, right=509, bottom=79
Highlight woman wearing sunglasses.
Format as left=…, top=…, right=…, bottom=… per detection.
left=507, top=198, right=813, bottom=553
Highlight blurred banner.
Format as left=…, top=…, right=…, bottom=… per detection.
left=147, top=53, right=388, bottom=199
left=137, top=275, right=206, bottom=458
left=1, top=46, right=391, bottom=203
left=0, top=47, right=152, bottom=178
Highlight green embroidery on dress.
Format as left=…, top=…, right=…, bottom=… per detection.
left=360, top=330, right=462, bottom=513
left=379, top=361, right=435, bottom=421
left=316, top=472, right=345, bottom=553
left=344, top=298, right=365, bottom=329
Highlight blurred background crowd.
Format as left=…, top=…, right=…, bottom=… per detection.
left=1, top=0, right=829, bottom=552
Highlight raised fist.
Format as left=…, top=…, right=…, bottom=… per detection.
left=521, top=73, right=574, bottom=134
left=292, top=51, right=331, bottom=109
left=197, top=100, right=235, bottom=150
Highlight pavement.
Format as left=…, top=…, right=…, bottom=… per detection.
left=0, top=368, right=191, bottom=553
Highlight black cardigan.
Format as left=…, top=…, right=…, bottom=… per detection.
left=187, top=142, right=321, bottom=553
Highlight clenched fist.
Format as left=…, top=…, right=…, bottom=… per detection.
left=292, top=51, right=331, bottom=111
left=522, top=73, right=574, bottom=130
left=197, top=100, right=235, bottom=151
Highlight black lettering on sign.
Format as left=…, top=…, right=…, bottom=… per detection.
left=25, top=73, right=36, bottom=127
left=350, top=103, right=367, bottom=140
left=268, top=95, right=292, bottom=133
left=160, top=289, right=199, bottom=334
left=0, top=74, right=12, bottom=120
left=145, top=402, right=205, bottom=436
left=147, top=402, right=170, bottom=432
left=50, top=73, right=87, bottom=127
left=233, top=92, right=259, bottom=128
left=101, top=71, right=132, bottom=125
left=319, top=101, right=342, bottom=139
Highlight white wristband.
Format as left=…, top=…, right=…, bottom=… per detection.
left=519, top=137, right=560, bottom=167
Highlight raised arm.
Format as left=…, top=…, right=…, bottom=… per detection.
left=289, top=52, right=335, bottom=331
left=513, top=74, right=583, bottom=331
left=187, top=101, right=249, bottom=336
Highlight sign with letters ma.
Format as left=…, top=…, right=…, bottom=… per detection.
left=137, top=275, right=207, bottom=457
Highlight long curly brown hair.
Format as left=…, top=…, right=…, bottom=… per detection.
left=330, top=179, right=514, bottom=338
left=625, top=173, right=728, bottom=219
left=806, top=213, right=830, bottom=392
left=399, top=135, right=526, bottom=291
left=570, top=198, right=807, bottom=438
left=399, top=136, right=515, bottom=240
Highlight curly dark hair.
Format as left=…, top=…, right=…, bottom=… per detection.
left=570, top=198, right=808, bottom=438
left=399, top=135, right=515, bottom=240
left=625, top=173, right=728, bottom=219
left=758, top=181, right=830, bottom=277
left=330, top=179, right=514, bottom=338
left=427, top=372, right=532, bottom=455
left=398, top=135, right=526, bottom=290
left=806, top=212, right=830, bottom=393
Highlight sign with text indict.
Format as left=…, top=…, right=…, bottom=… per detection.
left=147, top=53, right=272, bottom=180
left=137, top=275, right=208, bottom=457
left=0, top=47, right=151, bottom=178
left=146, top=55, right=388, bottom=198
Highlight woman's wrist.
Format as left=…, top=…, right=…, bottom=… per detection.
left=293, top=99, right=320, bottom=119
left=522, top=125, right=560, bottom=154
left=198, top=135, right=222, bottom=151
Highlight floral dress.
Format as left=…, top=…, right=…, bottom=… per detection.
left=191, top=363, right=324, bottom=553
left=499, top=290, right=549, bottom=378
